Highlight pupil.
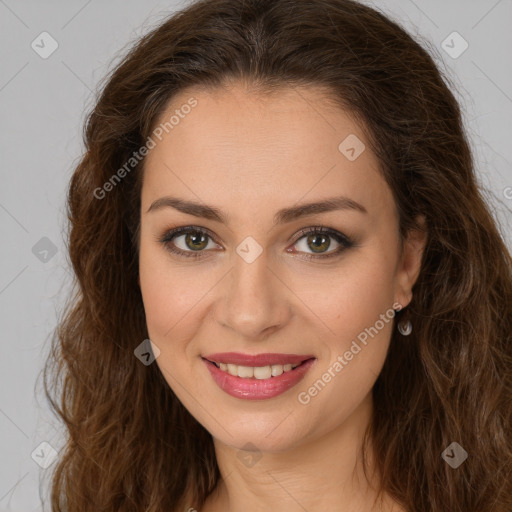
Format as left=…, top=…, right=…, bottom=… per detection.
left=308, top=234, right=330, bottom=253
left=186, top=232, right=208, bottom=251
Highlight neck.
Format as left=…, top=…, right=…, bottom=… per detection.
left=202, top=392, right=396, bottom=512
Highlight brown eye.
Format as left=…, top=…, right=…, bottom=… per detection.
left=290, top=227, right=354, bottom=260
left=183, top=231, right=209, bottom=251
left=160, top=227, right=219, bottom=258
left=305, top=232, right=331, bottom=253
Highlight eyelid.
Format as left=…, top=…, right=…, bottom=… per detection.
left=290, top=226, right=352, bottom=245
left=157, top=225, right=220, bottom=243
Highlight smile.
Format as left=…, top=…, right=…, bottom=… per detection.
left=209, top=361, right=301, bottom=379
left=201, top=352, right=316, bottom=400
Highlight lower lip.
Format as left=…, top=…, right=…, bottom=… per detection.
left=202, top=358, right=316, bottom=400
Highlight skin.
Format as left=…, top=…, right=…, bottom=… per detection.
left=138, top=82, right=427, bottom=512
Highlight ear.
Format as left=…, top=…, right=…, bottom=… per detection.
left=394, top=214, right=427, bottom=309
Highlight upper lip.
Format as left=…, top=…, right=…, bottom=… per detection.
left=202, top=352, right=315, bottom=366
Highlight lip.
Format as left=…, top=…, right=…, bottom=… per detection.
left=203, top=352, right=315, bottom=366
left=201, top=354, right=317, bottom=400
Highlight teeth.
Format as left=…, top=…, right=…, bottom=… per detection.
left=253, top=366, right=271, bottom=379
left=238, top=365, right=253, bottom=378
left=214, top=361, right=300, bottom=379
left=271, top=364, right=283, bottom=377
left=227, top=363, right=238, bottom=376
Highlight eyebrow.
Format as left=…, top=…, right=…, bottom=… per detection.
left=146, top=195, right=367, bottom=225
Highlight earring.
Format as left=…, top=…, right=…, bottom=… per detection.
left=394, top=306, right=412, bottom=336
left=397, top=318, right=412, bottom=336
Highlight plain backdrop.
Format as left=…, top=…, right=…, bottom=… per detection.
left=0, top=0, right=511, bottom=510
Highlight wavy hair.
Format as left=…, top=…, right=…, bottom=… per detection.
left=43, top=0, right=512, bottom=510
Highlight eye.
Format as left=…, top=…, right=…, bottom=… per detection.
left=159, top=226, right=221, bottom=259
left=288, top=226, right=354, bottom=261
left=158, top=225, right=354, bottom=260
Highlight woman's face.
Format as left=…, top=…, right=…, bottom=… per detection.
left=138, top=83, right=425, bottom=452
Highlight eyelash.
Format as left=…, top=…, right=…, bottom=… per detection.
left=157, top=225, right=355, bottom=261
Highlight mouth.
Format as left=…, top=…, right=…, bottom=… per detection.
left=202, top=357, right=313, bottom=379
left=201, top=352, right=317, bottom=400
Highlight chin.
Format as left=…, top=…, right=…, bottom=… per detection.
left=202, top=406, right=311, bottom=454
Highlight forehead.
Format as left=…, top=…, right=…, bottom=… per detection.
left=141, top=83, right=394, bottom=224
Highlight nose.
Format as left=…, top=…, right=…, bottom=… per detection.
left=216, top=249, right=291, bottom=341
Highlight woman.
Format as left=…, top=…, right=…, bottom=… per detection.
left=44, top=0, right=512, bottom=510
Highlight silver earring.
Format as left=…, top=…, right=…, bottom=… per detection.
left=397, top=319, right=412, bottom=336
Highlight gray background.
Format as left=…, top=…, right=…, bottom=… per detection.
left=0, top=0, right=511, bottom=510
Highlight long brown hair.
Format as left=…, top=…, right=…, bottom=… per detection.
left=43, top=0, right=512, bottom=510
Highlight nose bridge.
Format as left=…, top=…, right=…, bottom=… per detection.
left=219, top=244, right=288, bottom=338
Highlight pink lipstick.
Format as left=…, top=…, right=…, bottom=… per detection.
left=201, top=352, right=316, bottom=400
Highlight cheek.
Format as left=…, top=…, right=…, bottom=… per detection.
left=139, top=262, right=203, bottom=386
left=340, top=266, right=394, bottom=336
left=294, top=264, right=396, bottom=435
left=300, top=252, right=396, bottom=342
left=139, top=242, right=205, bottom=344
left=303, top=250, right=397, bottom=396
